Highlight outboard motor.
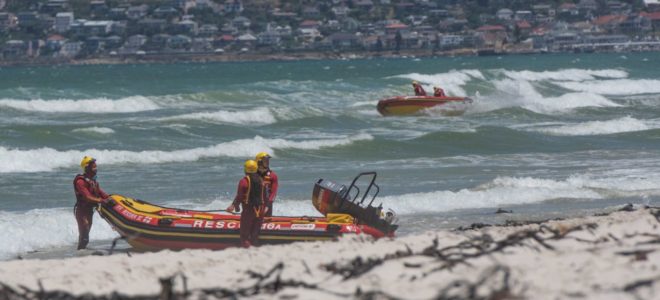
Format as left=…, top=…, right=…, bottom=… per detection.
left=312, top=179, right=348, bottom=215
left=312, top=172, right=398, bottom=235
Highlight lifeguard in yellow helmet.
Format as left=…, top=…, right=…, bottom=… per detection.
left=226, top=160, right=266, bottom=247
left=256, top=151, right=278, bottom=217
left=73, top=156, right=110, bottom=250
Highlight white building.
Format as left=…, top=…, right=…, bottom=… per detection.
left=440, top=34, right=464, bottom=47
left=496, top=8, right=514, bottom=20
left=55, top=12, right=74, bottom=33
left=83, top=20, right=113, bottom=35
left=59, top=41, right=82, bottom=57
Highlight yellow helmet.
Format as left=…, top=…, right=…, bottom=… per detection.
left=412, top=81, right=418, bottom=85
left=255, top=151, right=271, bottom=162
left=244, top=159, right=258, bottom=174
left=80, top=156, right=96, bottom=170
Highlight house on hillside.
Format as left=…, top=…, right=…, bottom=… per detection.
left=54, top=12, right=73, bottom=33
left=231, top=16, right=251, bottom=29
left=236, top=33, right=257, bottom=49
left=592, top=14, right=627, bottom=33
left=476, top=25, right=508, bottom=48
left=496, top=9, right=513, bottom=20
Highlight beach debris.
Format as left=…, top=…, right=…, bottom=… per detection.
left=2, top=209, right=660, bottom=300
left=619, top=203, right=635, bottom=212
left=495, top=208, right=513, bottom=214
left=455, top=223, right=492, bottom=231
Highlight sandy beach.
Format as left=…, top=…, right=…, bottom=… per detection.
left=1, top=207, right=659, bottom=299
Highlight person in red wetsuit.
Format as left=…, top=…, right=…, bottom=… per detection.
left=433, top=86, right=446, bottom=97
left=73, top=156, right=109, bottom=250
left=256, top=152, right=278, bottom=217
left=226, top=160, right=266, bottom=247
left=412, top=81, right=426, bottom=96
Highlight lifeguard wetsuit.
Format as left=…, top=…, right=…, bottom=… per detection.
left=73, top=174, right=108, bottom=249
left=232, top=175, right=265, bottom=247
left=413, top=83, right=427, bottom=96
left=261, top=169, right=278, bottom=217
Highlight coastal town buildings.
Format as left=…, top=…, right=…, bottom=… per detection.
left=1, top=0, right=660, bottom=63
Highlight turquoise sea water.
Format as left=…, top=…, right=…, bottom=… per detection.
left=2, top=53, right=660, bottom=260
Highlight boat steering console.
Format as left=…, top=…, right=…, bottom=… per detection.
left=312, top=172, right=398, bottom=235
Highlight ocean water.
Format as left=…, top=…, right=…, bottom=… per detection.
left=2, top=53, right=660, bottom=260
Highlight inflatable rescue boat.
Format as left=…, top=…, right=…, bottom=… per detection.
left=98, top=172, right=397, bottom=251
left=377, top=96, right=472, bottom=116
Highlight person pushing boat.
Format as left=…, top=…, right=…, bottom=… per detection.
left=226, top=160, right=267, bottom=247
left=73, top=156, right=109, bottom=250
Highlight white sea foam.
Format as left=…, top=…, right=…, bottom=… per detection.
left=3, top=171, right=660, bottom=260
left=376, top=174, right=660, bottom=215
left=482, top=79, right=620, bottom=113
left=502, top=68, right=628, bottom=82
left=0, top=96, right=160, bottom=113
left=391, top=69, right=484, bottom=96
left=71, top=127, right=116, bottom=135
left=0, top=208, right=117, bottom=260
left=161, top=107, right=277, bottom=125
left=527, top=117, right=656, bottom=136
left=350, top=100, right=380, bottom=107
left=0, top=134, right=373, bottom=173
left=554, top=79, right=660, bottom=95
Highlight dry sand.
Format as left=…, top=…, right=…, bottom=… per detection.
left=1, top=208, right=659, bottom=299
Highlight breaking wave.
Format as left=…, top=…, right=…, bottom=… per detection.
left=161, top=107, right=277, bottom=125
left=0, top=134, right=373, bottom=173
left=524, top=117, right=657, bottom=136
left=0, top=96, right=161, bottom=113
left=377, top=174, right=660, bottom=215
left=554, top=79, right=660, bottom=95
left=481, top=79, right=620, bottom=114
left=71, top=127, right=116, bottom=135
left=502, top=68, right=628, bottom=82
left=0, top=208, right=117, bottom=260
left=390, top=69, right=484, bottom=96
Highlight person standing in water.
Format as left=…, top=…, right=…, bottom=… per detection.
left=226, top=160, right=266, bottom=247
left=73, top=156, right=109, bottom=250
left=256, top=152, right=278, bottom=217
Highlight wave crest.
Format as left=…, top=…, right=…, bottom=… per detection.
left=161, top=107, right=277, bottom=125
left=0, top=134, right=374, bottom=173
left=0, top=96, right=160, bottom=113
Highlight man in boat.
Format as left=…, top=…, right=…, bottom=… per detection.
left=256, top=152, right=278, bottom=217
left=412, top=81, right=426, bottom=96
left=433, top=86, right=446, bottom=97
left=73, top=156, right=109, bottom=250
left=226, top=160, right=267, bottom=247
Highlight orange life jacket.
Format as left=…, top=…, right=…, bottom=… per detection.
left=261, top=170, right=273, bottom=199
left=244, top=175, right=265, bottom=207
left=73, top=174, right=102, bottom=203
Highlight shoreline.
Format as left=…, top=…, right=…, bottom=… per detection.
left=2, top=206, right=659, bottom=299
left=0, top=49, right=462, bottom=68
left=1, top=48, right=654, bottom=68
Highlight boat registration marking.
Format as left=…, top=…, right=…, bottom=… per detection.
left=117, top=206, right=153, bottom=224
left=191, top=220, right=282, bottom=230
left=290, top=224, right=316, bottom=230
